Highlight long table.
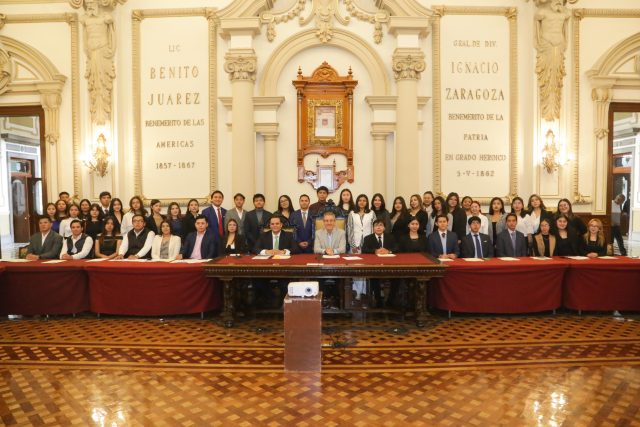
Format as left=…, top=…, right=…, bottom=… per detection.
left=204, top=253, right=446, bottom=327
left=0, top=260, right=221, bottom=316
left=563, top=257, right=640, bottom=311
left=0, top=260, right=89, bottom=315
left=431, top=258, right=568, bottom=314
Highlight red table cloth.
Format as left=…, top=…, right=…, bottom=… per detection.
left=214, top=253, right=438, bottom=267
left=0, top=260, right=89, bottom=315
left=563, top=257, right=640, bottom=311
left=431, top=258, right=569, bottom=313
left=85, top=261, right=221, bottom=315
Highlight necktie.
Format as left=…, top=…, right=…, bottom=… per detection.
left=474, top=234, right=483, bottom=258
left=378, top=235, right=382, bottom=248
left=327, top=233, right=332, bottom=247
left=302, top=211, right=307, bottom=228
left=217, top=208, right=223, bottom=236
left=274, top=234, right=279, bottom=250
left=441, top=233, right=446, bottom=238
left=511, top=232, right=516, bottom=254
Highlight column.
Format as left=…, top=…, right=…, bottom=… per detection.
left=371, top=131, right=388, bottom=196
left=392, top=49, right=425, bottom=197
left=262, top=131, right=279, bottom=210
left=224, top=49, right=257, bottom=196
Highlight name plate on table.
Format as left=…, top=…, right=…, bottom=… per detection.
left=435, top=10, right=516, bottom=201
left=135, top=13, right=216, bottom=203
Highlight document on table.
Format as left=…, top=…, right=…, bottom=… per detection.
left=306, top=263, right=324, bottom=266
left=565, top=256, right=589, bottom=260
left=110, top=258, right=148, bottom=262
left=462, top=258, right=484, bottom=262
left=0, top=259, right=32, bottom=262
left=343, top=256, right=362, bottom=261
left=147, top=259, right=174, bottom=263
left=322, top=254, right=340, bottom=259
left=376, top=253, right=396, bottom=257
left=252, top=255, right=271, bottom=260
left=438, top=258, right=454, bottom=262
left=272, top=255, right=291, bottom=260
left=85, top=258, right=108, bottom=262
left=171, top=259, right=211, bottom=264
left=598, top=256, right=618, bottom=260
left=497, top=257, right=520, bottom=261
left=42, top=260, right=66, bottom=264
left=531, top=256, right=552, bottom=261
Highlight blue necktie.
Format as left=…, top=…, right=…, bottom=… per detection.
left=474, top=234, right=483, bottom=258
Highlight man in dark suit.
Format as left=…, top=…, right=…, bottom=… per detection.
left=244, top=193, right=272, bottom=250
left=362, top=219, right=400, bottom=307
left=362, top=219, right=399, bottom=254
left=290, top=194, right=314, bottom=253
left=495, top=213, right=528, bottom=257
left=25, top=216, right=63, bottom=260
left=426, top=214, right=459, bottom=259
left=253, top=215, right=298, bottom=255
left=202, top=190, right=226, bottom=241
left=460, top=216, right=494, bottom=258
left=180, top=215, right=217, bottom=259
left=309, top=186, right=329, bottom=218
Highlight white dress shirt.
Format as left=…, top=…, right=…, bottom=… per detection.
left=59, top=217, right=80, bottom=238
left=60, top=235, right=93, bottom=259
left=118, top=229, right=155, bottom=257
left=120, top=211, right=135, bottom=235
left=259, top=232, right=290, bottom=255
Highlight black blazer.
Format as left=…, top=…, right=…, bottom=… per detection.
left=218, top=233, right=249, bottom=255
left=244, top=209, right=272, bottom=249
left=409, top=210, right=429, bottom=235
left=427, top=231, right=460, bottom=257
left=391, top=214, right=410, bottom=239
left=579, top=238, right=607, bottom=257
left=181, top=230, right=217, bottom=259
left=398, top=234, right=429, bottom=253
left=145, top=214, right=164, bottom=235
left=361, top=232, right=399, bottom=254
left=495, top=229, right=528, bottom=257
left=460, top=232, right=494, bottom=258
left=253, top=230, right=297, bottom=254
left=449, top=208, right=467, bottom=241
left=181, top=213, right=199, bottom=239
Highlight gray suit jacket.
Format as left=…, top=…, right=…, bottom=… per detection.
left=26, top=231, right=63, bottom=259
left=313, top=228, right=347, bottom=254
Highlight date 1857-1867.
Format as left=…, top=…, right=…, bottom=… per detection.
left=156, top=162, right=195, bottom=169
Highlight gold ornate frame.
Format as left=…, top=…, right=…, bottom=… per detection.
left=131, top=8, right=218, bottom=205
left=431, top=6, right=518, bottom=204
left=307, top=98, right=344, bottom=147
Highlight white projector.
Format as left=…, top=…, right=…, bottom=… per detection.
left=288, top=281, right=319, bottom=297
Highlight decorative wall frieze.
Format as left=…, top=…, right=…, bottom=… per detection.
left=260, top=0, right=389, bottom=44
left=392, top=49, right=425, bottom=81
left=224, top=50, right=257, bottom=81
left=591, top=86, right=612, bottom=141
left=0, top=44, right=12, bottom=95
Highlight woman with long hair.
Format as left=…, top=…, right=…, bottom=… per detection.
left=59, top=203, right=81, bottom=238
left=555, top=198, right=587, bottom=236
left=108, top=198, right=124, bottom=235
left=181, top=198, right=200, bottom=237
left=121, top=196, right=147, bottom=234
left=94, top=217, right=122, bottom=259
left=428, top=196, right=447, bottom=236
left=151, top=220, right=182, bottom=260
left=510, top=196, right=532, bottom=236
left=526, top=194, right=552, bottom=235
left=84, top=203, right=104, bottom=239
left=579, top=218, right=607, bottom=258
left=408, top=194, right=429, bottom=235
left=218, top=218, right=249, bottom=255
left=371, top=193, right=391, bottom=230
left=46, top=202, right=60, bottom=233
left=275, top=195, right=294, bottom=227
left=390, top=196, right=411, bottom=239
left=446, top=192, right=467, bottom=240
left=532, top=218, right=556, bottom=257
left=554, top=214, right=578, bottom=256
left=166, top=202, right=184, bottom=238
left=486, top=197, right=507, bottom=244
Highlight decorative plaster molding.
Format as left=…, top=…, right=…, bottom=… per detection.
left=431, top=6, right=518, bottom=202
left=591, top=86, right=612, bottom=141
left=0, top=44, right=12, bottom=95
left=392, top=49, right=425, bottom=81
left=0, top=14, right=80, bottom=197
left=259, top=28, right=390, bottom=96
left=570, top=8, right=640, bottom=205
left=224, top=50, right=257, bottom=81
left=260, top=0, right=389, bottom=44
left=131, top=8, right=218, bottom=204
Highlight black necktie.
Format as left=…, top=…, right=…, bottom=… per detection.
left=378, top=235, right=382, bottom=248
left=441, top=233, right=446, bottom=238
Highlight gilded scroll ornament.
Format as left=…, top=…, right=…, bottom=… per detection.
left=534, top=0, right=572, bottom=122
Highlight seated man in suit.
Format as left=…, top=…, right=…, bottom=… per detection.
left=426, top=214, right=459, bottom=259
left=179, top=214, right=217, bottom=259
left=116, top=214, right=155, bottom=259
left=313, top=211, right=346, bottom=255
left=496, top=213, right=528, bottom=257
left=254, top=215, right=297, bottom=255
left=291, top=194, right=314, bottom=254
left=461, top=216, right=494, bottom=258
left=244, top=193, right=272, bottom=250
left=362, top=219, right=399, bottom=307
left=59, top=219, right=93, bottom=260
left=26, top=216, right=64, bottom=260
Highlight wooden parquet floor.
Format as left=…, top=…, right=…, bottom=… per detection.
left=1, top=314, right=640, bottom=426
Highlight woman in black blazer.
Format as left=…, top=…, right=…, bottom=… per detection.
left=390, top=196, right=411, bottom=239
left=408, top=194, right=429, bottom=235
left=579, top=218, right=608, bottom=257
left=399, top=218, right=429, bottom=253
left=181, top=198, right=200, bottom=238
left=554, top=214, right=579, bottom=256
left=446, top=192, right=467, bottom=241
left=219, top=219, right=249, bottom=255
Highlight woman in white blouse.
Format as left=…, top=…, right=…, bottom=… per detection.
left=151, top=220, right=181, bottom=260
left=510, top=196, right=533, bottom=236
left=58, top=203, right=81, bottom=238
left=121, top=195, right=147, bottom=235
left=347, top=194, right=376, bottom=300
left=465, top=201, right=489, bottom=236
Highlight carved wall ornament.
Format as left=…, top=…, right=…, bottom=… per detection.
left=260, top=0, right=388, bottom=44
left=70, top=0, right=125, bottom=126
left=224, top=51, right=257, bottom=81
left=392, top=51, right=425, bottom=81
left=533, top=0, right=572, bottom=122
left=0, top=45, right=12, bottom=96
